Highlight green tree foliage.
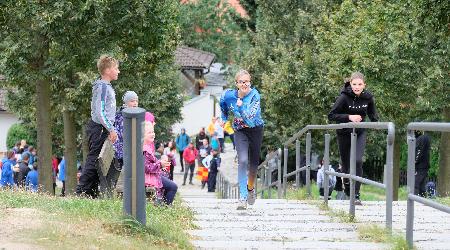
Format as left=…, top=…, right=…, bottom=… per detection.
left=0, top=0, right=183, bottom=193
left=1, top=0, right=183, bottom=147
left=179, top=0, right=251, bottom=64
left=244, top=0, right=448, bottom=194
left=6, top=123, right=37, bottom=150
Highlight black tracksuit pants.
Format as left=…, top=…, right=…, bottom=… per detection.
left=76, top=120, right=109, bottom=198
left=207, top=171, right=218, bottom=192
left=337, top=130, right=367, bottom=198
left=414, top=169, right=428, bottom=197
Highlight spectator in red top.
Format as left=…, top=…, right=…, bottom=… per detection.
left=182, top=142, right=198, bottom=185
left=52, top=155, right=59, bottom=194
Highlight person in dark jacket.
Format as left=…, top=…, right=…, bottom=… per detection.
left=204, top=149, right=220, bottom=192
left=195, top=127, right=209, bottom=150
left=328, top=72, right=379, bottom=205
left=17, top=153, right=31, bottom=188
left=414, top=131, right=431, bottom=197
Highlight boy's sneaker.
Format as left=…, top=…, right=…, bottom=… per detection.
left=247, top=189, right=256, bottom=205
left=236, top=199, right=247, bottom=210
left=354, top=195, right=362, bottom=205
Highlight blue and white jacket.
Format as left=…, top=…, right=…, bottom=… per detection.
left=220, top=88, right=264, bottom=130
left=91, top=80, right=116, bottom=132
left=0, top=159, right=15, bottom=187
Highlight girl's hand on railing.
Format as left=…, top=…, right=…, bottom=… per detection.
left=349, top=115, right=362, bottom=122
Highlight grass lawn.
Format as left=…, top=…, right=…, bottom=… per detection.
left=0, top=190, right=195, bottom=249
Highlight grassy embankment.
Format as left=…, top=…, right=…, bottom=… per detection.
left=0, top=190, right=195, bottom=249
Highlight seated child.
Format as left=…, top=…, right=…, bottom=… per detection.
left=317, top=160, right=336, bottom=200
left=143, top=114, right=178, bottom=205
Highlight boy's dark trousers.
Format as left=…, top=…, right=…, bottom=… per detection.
left=76, top=120, right=109, bottom=198
left=207, top=171, right=218, bottom=192
left=414, top=169, right=428, bottom=197
left=319, top=187, right=334, bottom=198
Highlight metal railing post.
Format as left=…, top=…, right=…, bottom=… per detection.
left=259, top=166, right=264, bottom=199
left=268, top=161, right=272, bottom=199
left=296, top=140, right=300, bottom=189
left=349, top=132, right=357, bottom=218
left=386, top=130, right=394, bottom=230
left=277, top=148, right=282, bottom=199
left=324, top=134, right=331, bottom=205
left=406, top=130, right=416, bottom=248
left=283, top=147, right=288, bottom=198
left=123, top=107, right=146, bottom=225
left=306, top=133, right=311, bottom=197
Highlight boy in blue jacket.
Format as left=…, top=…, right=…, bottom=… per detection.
left=26, top=163, right=39, bottom=192
left=0, top=151, right=16, bottom=188
left=76, top=55, right=119, bottom=198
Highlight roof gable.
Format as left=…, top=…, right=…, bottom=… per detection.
left=175, top=46, right=216, bottom=70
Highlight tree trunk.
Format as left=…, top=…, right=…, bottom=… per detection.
left=36, top=79, right=53, bottom=194
left=392, top=134, right=401, bottom=201
left=63, top=109, right=77, bottom=195
left=437, top=107, right=450, bottom=197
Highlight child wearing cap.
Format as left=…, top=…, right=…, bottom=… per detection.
left=202, top=149, right=221, bottom=192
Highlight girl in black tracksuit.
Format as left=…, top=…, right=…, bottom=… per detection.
left=328, top=72, right=379, bottom=202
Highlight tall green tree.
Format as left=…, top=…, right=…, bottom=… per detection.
left=0, top=0, right=182, bottom=194
left=244, top=0, right=449, bottom=197
left=179, top=0, right=251, bottom=64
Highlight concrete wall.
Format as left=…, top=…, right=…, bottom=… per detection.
left=0, top=112, right=19, bottom=154
left=172, top=91, right=221, bottom=137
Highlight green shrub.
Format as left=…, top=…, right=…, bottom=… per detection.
left=6, top=123, right=36, bottom=149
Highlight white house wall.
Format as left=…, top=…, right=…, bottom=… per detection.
left=0, top=112, right=19, bottom=154
left=172, top=92, right=221, bottom=137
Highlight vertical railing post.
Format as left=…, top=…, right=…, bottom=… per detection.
left=277, top=148, right=282, bottom=199
left=306, top=133, right=311, bottom=197
left=349, top=132, right=357, bottom=218
left=123, top=107, right=146, bottom=225
left=406, top=130, right=416, bottom=248
left=268, top=161, right=272, bottom=199
left=296, top=140, right=300, bottom=189
left=386, top=128, right=394, bottom=231
left=261, top=164, right=266, bottom=199
left=283, top=147, right=288, bottom=198
left=323, top=134, right=331, bottom=205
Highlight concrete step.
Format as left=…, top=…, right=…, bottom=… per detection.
left=192, top=240, right=388, bottom=250
left=194, top=214, right=331, bottom=222
left=189, top=229, right=360, bottom=241
left=195, top=221, right=358, bottom=231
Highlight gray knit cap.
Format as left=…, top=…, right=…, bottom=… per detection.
left=122, top=91, right=138, bottom=104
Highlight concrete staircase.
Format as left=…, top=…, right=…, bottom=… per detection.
left=183, top=198, right=387, bottom=249
left=173, top=143, right=450, bottom=249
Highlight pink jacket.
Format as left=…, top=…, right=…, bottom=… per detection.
left=144, top=145, right=162, bottom=189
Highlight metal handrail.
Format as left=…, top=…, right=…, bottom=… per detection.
left=217, top=171, right=239, bottom=199
left=406, top=122, right=450, bottom=248
left=256, top=148, right=282, bottom=199
left=256, top=122, right=395, bottom=230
